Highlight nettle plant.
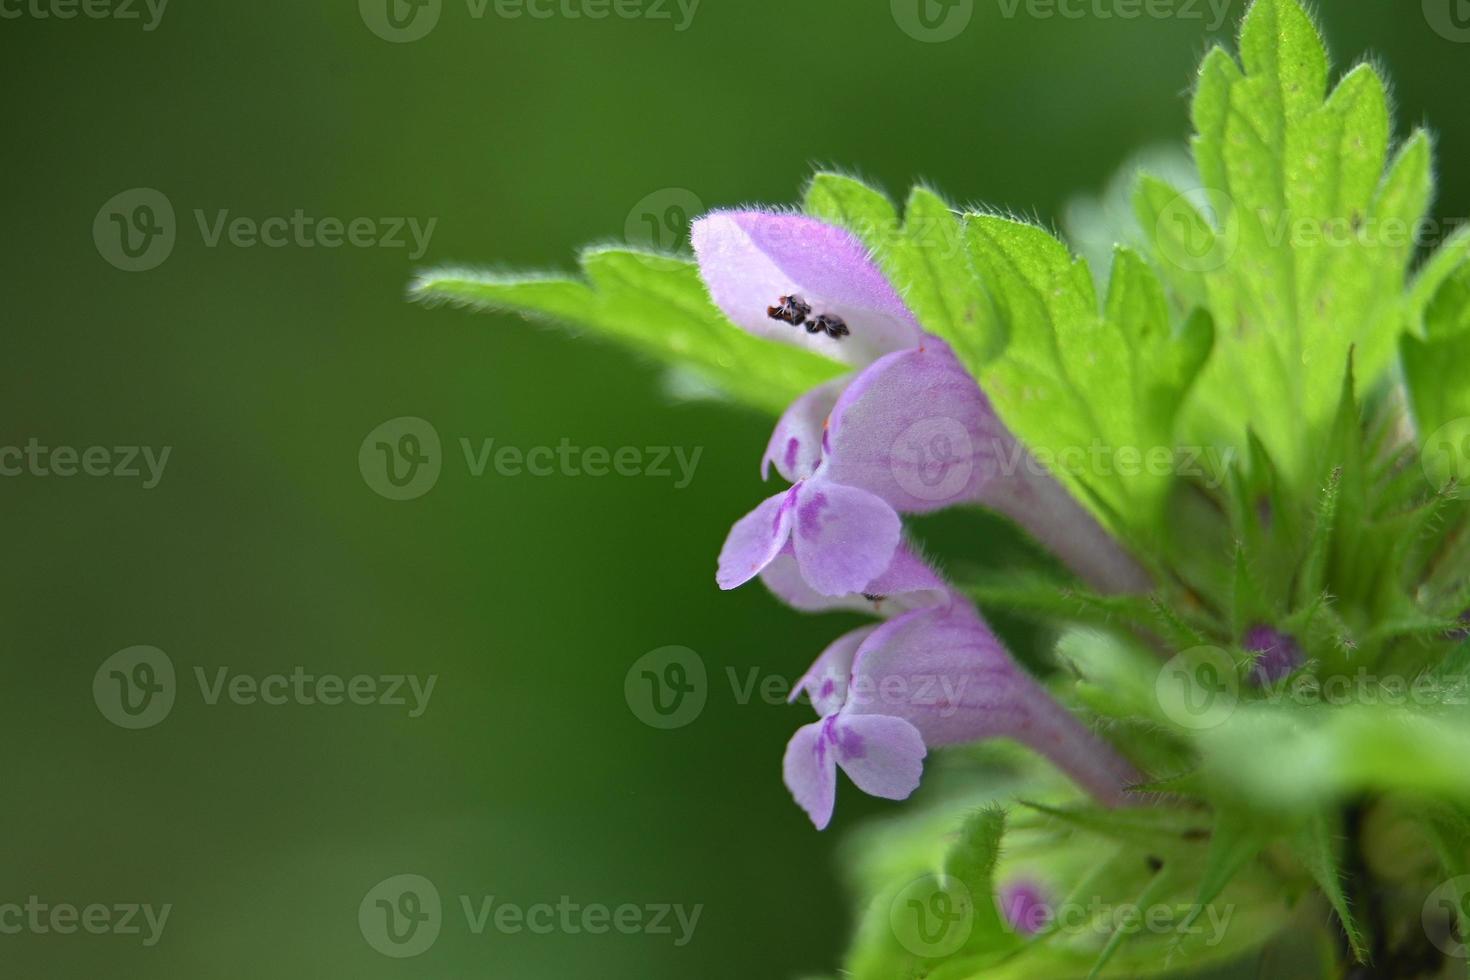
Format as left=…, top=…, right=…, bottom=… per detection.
left=414, top=2, right=1470, bottom=976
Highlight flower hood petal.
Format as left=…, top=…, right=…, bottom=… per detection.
left=691, top=210, right=922, bottom=366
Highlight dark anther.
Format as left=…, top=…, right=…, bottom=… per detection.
left=767, top=294, right=811, bottom=326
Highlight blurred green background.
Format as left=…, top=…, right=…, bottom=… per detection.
left=4, top=1, right=1468, bottom=976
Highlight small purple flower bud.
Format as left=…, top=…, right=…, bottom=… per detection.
left=1244, top=625, right=1304, bottom=685
left=996, top=877, right=1052, bottom=936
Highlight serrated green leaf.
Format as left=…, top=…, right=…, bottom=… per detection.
left=1138, top=0, right=1432, bottom=494
left=413, top=249, right=844, bottom=415
left=803, top=171, right=899, bottom=236
left=960, top=217, right=1211, bottom=539
left=895, top=187, right=1001, bottom=367
left=1132, top=173, right=1212, bottom=307
left=805, top=174, right=1000, bottom=371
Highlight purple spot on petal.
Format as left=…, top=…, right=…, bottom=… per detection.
left=834, top=723, right=866, bottom=761
left=796, top=490, right=830, bottom=541
left=997, top=878, right=1051, bottom=936
left=819, top=679, right=835, bottom=699
left=1244, top=625, right=1304, bottom=685
left=814, top=722, right=831, bottom=766
left=784, top=438, right=800, bottom=473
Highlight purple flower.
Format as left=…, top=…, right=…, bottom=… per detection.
left=997, top=877, right=1052, bottom=936
left=716, top=474, right=904, bottom=597
left=697, top=210, right=1149, bottom=594
left=782, top=600, right=1142, bottom=829
left=1244, top=625, right=1305, bottom=685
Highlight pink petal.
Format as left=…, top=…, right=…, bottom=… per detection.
left=759, top=541, right=951, bottom=616
left=790, top=625, right=877, bottom=716
left=716, top=487, right=797, bottom=591
left=763, top=375, right=850, bottom=482
left=846, top=604, right=1029, bottom=746
left=831, top=713, right=926, bottom=802
left=691, top=211, right=922, bottom=366
left=791, top=479, right=902, bottom=597
left=822, top=339, right=1013, bottom=513
left=783, top=720, right=838, bottom=830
